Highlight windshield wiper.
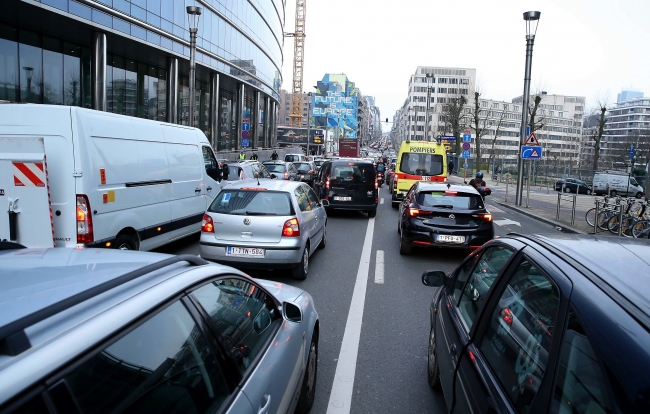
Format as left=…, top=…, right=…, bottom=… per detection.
left=431, top=204, right=454, bottom=209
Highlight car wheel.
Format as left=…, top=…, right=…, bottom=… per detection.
left=587, top=189, right=592, bottom=195
left=115, top=233, right=138, bottom=250
left=399, top=234, right=412, bottom=255
left=368, top=209, right=377, bottom=218
left=318, top=224, right=326, bottom=249
left=296, top=334, right=318, bottom=414
left=292, top=246, right=309, bottom=280
left=564, top=186, right=571, bottom=193
left=427, top=327, right=441, bottom=389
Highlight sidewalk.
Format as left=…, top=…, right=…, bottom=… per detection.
left=447, top=175, right=595, bottom=234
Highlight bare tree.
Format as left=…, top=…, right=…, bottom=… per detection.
left=438, top=95, right=468, bottom=154
left=487, top=107, right=509, bottom=170
left=591, top=103, right=607, bottom=171
left=470, top=91, right=490, bottom=169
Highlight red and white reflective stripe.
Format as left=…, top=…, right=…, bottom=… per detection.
left=13, top=162, right=46, bottom=187
left=44, top=155, right=56, bottom=245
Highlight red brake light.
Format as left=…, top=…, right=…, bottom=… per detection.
left=201, top=214, right=214, bottom=233
left=445, top=190, right=457, bottom=195
left=76, top=194, right=94, bottom=243
left=479, top=213, right=492, bottom=222
left=408, top=208, right=419, bottom=217
left=284, top=171, right=289, bottom=179
left=502, top=308, right=513, bottom=325
left=325, top=175, right=330, bottom=191
left=375, top=180, right=378, bottom=189
left=282, top=218, right=301, bottom=237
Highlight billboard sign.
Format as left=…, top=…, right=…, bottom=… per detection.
left=312, top=74, right=358, bottom=139
left=277, top=126, right=325, bottom=146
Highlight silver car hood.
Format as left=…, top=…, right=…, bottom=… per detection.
left=255, top=279, right=304, bottom=303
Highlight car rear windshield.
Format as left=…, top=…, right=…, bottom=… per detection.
left=295, top=163, right=312, bottom=173
left=400, top=153, right=443, bottom=176
left=285, top=155, right=301, bottom=162
left=209, top=190, right=294, bottom=215
left=417, top=191, right=483, bottom=209
left=332, top=164, right=375, bottom=183
left=263, top=163, right=286, bottom=173
left=314, top=160, right=325, bottom=166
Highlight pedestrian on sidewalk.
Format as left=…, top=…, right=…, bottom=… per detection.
left=271, top=150, right=279, bottom=160
left=448, top=159, right=455, bottom=175
left=250, top=152, right=258, bottom=160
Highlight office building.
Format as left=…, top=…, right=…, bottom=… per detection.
left=1, top=0, right=284, bottom=152
left=617, top=88, right=644, bottom=104
left=598, top=96, right=650, bottom=168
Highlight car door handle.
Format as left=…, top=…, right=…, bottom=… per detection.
left=207, top=186, right=212, bottom=192
left=195, top=188, right=201, bottom=193
left=258, top=394, right=271, bottom=414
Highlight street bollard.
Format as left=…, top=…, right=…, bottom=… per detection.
left=618, top=201, right=625, bottom=237
left=571, top=194, right=576, bottom=226
left=594, top=199, right=599, bottom=234
left=556, top=192, right=561, bottom=220
left=505, top=179, right=509, bottom=203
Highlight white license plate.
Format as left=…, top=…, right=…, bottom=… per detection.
left=226, top=247, right=265, bottom=257
left=334, top=196, right=351, bottom=201
left=436, top=235, right=465, bottom=243
left=421, top=176, right=431, bottom=181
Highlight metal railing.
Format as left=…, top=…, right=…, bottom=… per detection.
left=556, top=191, right=577, bottom=226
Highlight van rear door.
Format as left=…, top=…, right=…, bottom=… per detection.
left=0, top=137, right=54, bottom=247
left=330, top=162, right=376, bottom=205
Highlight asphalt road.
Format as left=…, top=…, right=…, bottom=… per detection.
left=154, top=186, right=558, bottom=414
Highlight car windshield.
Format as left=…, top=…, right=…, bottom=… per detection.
left=295, top=163, right=312, bottom=173
left=332, top=164, right=375, bottom=183
left=417, top=191, right=483, bottom=209
left=285, top=155, right=301, bottom=162
left=209, top=190, right=293, bottom=215
left=263, top=163, right=286, bottom=173
left=314, top=160, right=325, bottom=167
left=400, top=153, right=443, bottom=176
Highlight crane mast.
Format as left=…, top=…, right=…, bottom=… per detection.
left=288, top=1, right=306, bottom=127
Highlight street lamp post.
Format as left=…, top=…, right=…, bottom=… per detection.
left=186, top=6, right=202, bottom=127
left=425, top=73, right=433, bottom=141
left=307, top=92, right=312, bottom=157
left=515, top=11, right=541, bottom=206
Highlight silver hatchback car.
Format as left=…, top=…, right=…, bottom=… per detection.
left=0, top=246, right=319, bottom=414
left=200, top=180, right=327, bottom=280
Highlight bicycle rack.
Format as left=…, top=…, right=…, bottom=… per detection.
left=556, top=192, right=577, bottom=226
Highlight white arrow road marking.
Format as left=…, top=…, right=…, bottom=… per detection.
left=493, top=218, right=521, bottom=227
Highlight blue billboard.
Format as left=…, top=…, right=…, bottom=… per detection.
left=311, top=74, right=358, bottom=139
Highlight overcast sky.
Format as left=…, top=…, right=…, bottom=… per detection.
left=279, top=0, right=650, bottom=132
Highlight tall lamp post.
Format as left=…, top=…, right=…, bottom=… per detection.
left=515, top=11, right=541, bottom=206
left=307, top=92, right=312, bottom=157
left=186, top=6, right=202, bottom=127
left=425, top=73, right=433, bottom=141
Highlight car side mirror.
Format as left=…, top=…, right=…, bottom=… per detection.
left=321, top=199, right=330, bottom=207
left=422, top=270, right=447, bottom=287
left=283, top=302, right=302, bottom=323
left=477, top=186, right=491, bottom=197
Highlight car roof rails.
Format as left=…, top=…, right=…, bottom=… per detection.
left=0, top=241, right=27, bottom=251
left=0, top=254, right=208, bottom=357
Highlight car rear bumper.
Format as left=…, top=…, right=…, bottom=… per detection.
left=402, top=225, right=494, bottom=248
left=199, top=239, right=303, bottom=268
left=325, top=202, right=377, bottom=211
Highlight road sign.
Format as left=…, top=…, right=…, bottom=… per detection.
left=524, top=132, right=540, bottom=146
left=462, top=133, right=471, bottom=142
left=461, top=150, right=471, bottom=159
left=241, top=138, right=250, bottom=147
left=463, top=128, right=471, bottom=134
left=439, top=135, right=457, bottom=141
left=463, top=163, right=468, bottom=169
left=630, top=145, right=636, bottom=159
left=242, top=118, right=250, bottom=123
left=462, top=142, right=471, bottom=150
left=242, top=123, right=250, bottom=131
left=521, top=145, right=543, bottom=159
left=520, top=125, right=531, bottom=137
left=241, top=130, right=250, bottom=139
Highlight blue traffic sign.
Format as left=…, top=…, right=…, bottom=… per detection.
left=462, top=142, right=471, bottom=151
left=241, top=138, right=250, bottom=147
left=242, top=123, right=250, bottom=131
left=521, top=145, right=543, bottom=159
left=630, top=145, right=635, bottom=159
left=461, top=150, right=471, bottom=159
left=462, top=133, right=472, bottom=142
left=439, top=135, right=457, bottom=141
left=463, top=163, right=468, bottom=169
left=520, top=125, right=531, bottom=137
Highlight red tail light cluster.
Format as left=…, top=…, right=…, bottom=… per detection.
left=76, top=194, right=94, bottom=243
left=282, top=218, right=300, bottom=237
left=325, top=175, right=330, bottom=191
left=502, top=307, right=513, bottom=325
left=201, top=214, right=214, bottom=233
left=408, top=208, right=432, bottom=217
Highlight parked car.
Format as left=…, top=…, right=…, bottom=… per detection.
left=294, top=161, right=318, bottom=186
left=0, top=104, right=223, bottom=251
left=592, top=171, right=645, bottom=197
left=262, top=161, right=300, bottom=181
left=313, top=159, right=378, bottom=218
left=200, top=179, right=326, bottom=280
left=397, top=182, right=494, bottom=254
left=0, top=245, right=319, bottom=414
left=224, top=161, right=274, bottom=184
left=554, top=178, right=592, bottom=194
left=422, top=233, right=650, bottom=414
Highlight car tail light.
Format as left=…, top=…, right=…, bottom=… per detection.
left=282, top=218, right=300, bottom=237
left=76, top=194, right=94, bottom=243
left=375, top=180, right=378, bottom=189
left=393, top=177, right=398, bottom=191
left=479, top=213, right=492, bottom=221
left=325, top=175, right=330, bottom=191
left=409, top=208, right=432, bottom=217
left=201, top=214, right=214, bottom=233
left=445, top=190, right=457, bottom=195
left=284, top=171, right=288, bottom=180
left=502, top=307, right=513, bottom=325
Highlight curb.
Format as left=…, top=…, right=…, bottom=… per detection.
left=493, top=200, right=587, bottom=235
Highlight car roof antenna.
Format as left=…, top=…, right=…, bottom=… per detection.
left=447, top=183, right=451, bottom=189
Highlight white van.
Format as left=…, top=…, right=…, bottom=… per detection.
left=592, top=171, right=645, bottom=198
left=284, top=153, right=306, bottom=163
left=0, top=104, right=223, bottom=250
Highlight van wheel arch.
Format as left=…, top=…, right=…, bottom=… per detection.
left=114, top=229, right=140, bottom=250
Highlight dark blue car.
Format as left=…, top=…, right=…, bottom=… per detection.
left=422, top=234, right=650, bottom=414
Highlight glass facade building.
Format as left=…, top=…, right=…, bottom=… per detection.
left=0, top=0, right=284, bottom=152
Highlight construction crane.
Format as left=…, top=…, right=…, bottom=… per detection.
left=284, top=1, right=306, bottom=127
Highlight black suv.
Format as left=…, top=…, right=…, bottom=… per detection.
left=313, top=159, right=378, bottom=218
left=422, top=233, right=650, bottom=414
left=398, top=182, right=494, bottom=254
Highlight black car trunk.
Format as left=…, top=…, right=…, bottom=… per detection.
left=329, top=163, right=376, bottom=205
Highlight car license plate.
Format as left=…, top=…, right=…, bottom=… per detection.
left=226, top=247, right=265, bottom=257
left=436, top=235, right=465, bottom=243
left=334, top=196, right=351, bottom=201
left=421, top=176, right=431, bottom=181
